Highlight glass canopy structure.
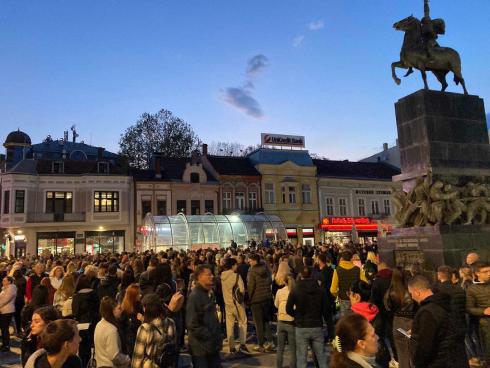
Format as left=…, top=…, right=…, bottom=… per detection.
left=143, top=213, right=287, bottom=251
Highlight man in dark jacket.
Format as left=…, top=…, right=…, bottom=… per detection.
left=247, top=254, right=274, bottom=352
left=97, top=264, right=120, bottom=300
left=317, top=253, right=335, bottom=339
left=186, top=264, right=222, bottom=368
left=286, top=266, right=328, bottom=368
left=408, top=275, right=459, bottom=368
left=466, top=261, right=490, bottom=366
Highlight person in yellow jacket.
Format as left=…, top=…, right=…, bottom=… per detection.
left=330, top=250, right=367, bottom=316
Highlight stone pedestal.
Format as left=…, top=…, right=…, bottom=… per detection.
left=383, top=90, right=490, bottom=268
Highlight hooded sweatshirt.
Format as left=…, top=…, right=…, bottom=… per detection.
left=221, top=269, right=245, bottom=307
left=286, top=278, right=328, bottom=328
left=351, top=302, right=379, bottom=322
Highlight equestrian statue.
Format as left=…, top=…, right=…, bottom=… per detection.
left=391, top=0, right=468, bottom=94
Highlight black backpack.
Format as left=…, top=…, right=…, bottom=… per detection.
left=232, top=273, right=244, bottom=305
left=147, top=319, right=177, bottom=368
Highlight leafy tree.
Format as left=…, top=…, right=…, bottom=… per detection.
left=119, top=109, right=200, bottom=169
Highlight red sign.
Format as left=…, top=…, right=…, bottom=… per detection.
left=286, top=228, right=297, bottom=237
left=320, top=217, right=378, bottom=232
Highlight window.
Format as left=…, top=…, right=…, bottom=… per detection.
left=358, top=198, right=366, bottom=216
left=52, top=161, right=64, bottom=174
left=248, top=192, right=257, bottom=209
left=191, top=200, right=200, bottom=215
left=190, top=173, right=200, bottom=183
left=384, top=199, right=391, bottom=215
left=288, top=186, right=296, bottom=204
left=94, top=191, right=119, bottom=212
left=339, top=198, right=347, bottom=216
left=141, top=200, right=152, bottom=218
left=156, top=200, right=167, bottom=216
left=235, top=192, right=245, bottom=210
left=177, top=200, right=186, bottom=214
left=222, top=192, right=231, bottom=209
left=98, top=162, right=109, bottom=174
left=205, top=200, right=214, bottom=214
left=371, top=200, right=380, bottom=215
left=3, top=191, right=10, bottom=214
left=15, top=190, right=25, bottom=213
left=46, top=192, right=72, bottom=213
left=326, top=197, right=334, bottom=216
left=302, top=184, right=311, bottom=204
left=265, top=183, right=274, bottom=204
left=281, top=186, right=286, bottom=204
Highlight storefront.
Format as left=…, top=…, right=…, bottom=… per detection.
left=301, top=227, right=315, bottom=246
left=320, top=217, right=390, bottom=245
left=37, top=232, right=76, bottom=255
left=85, top=230, right=125, bottom=254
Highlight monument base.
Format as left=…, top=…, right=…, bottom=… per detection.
left=378, top=225, right=490, bottom=269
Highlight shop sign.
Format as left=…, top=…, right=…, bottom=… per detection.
left=261, top=133, right=305, bottom=148
left=302, top=228, right=314, bottom=237
left=286, top=228, right=298, bottom=237
left=320, top=217, right=378, bottom=231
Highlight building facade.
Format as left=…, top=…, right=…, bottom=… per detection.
left=0, top=130, right=133, bottom=256
left=248, top=148, right=319, bottom=245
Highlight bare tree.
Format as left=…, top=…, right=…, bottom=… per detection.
left=207, top=141, right=259, bottom=157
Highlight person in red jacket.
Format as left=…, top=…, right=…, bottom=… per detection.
left=25, top=263, right=47, bottom=303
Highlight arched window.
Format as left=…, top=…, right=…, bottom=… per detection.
left=190, top=172, right=200, bottom=183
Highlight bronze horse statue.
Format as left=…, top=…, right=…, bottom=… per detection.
left=391, top=15, right=468, bottom=94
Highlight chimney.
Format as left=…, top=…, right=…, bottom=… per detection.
left=155, top=156, right=162, bottom=179
left=383, top=143, right=388, bottom=152
left=202, top=143, right=208, bottom=156
left=97, top=147, right=105, bottom=160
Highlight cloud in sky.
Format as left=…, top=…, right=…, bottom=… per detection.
left=222, top=54, right=269, bottom=119
left=223, top=86, right=263, bottom=118
left=308, top=20, right=324, bottom=31
left=246, top=54, right=269, bottom=77
left=292, top=35, right=305, bottom=47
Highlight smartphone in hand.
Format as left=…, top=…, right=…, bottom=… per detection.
left=396, top=327, right=411, bottom=339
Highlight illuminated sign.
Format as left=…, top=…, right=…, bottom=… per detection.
left=286, top=228, right=298, bottom=237
left=320, top=217, right=380, bottom=232
left=261, top=133, right=305, bottom=148
left=302, top=228, right=314, bottom=237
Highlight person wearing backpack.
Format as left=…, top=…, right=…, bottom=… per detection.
left=131, top=293, right=177, bottom=368
left=221, top=258, right=248, bottom=354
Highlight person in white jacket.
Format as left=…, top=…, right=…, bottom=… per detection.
left=94, top=296, right=131, bottom=368
left=0, top=276, right=17, bottom=351
left=274, top=272, right=296, bottom=368
left=220, top=258, right=248, bottom=354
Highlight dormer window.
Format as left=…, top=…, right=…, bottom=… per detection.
left=190, top=173, right=200, bottom=183
left=98, top=162, right=109, bottom=174
left=52, top=161, right=64, bottom=174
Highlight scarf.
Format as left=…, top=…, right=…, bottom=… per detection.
left=346, top=351, right=376, bottom=368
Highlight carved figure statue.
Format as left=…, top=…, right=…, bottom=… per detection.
left=391, top=0, right=468, bottom=94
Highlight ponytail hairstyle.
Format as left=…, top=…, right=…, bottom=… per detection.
left=330, top=314, right=370, bottom=368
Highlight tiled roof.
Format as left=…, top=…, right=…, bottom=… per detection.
left=132, top=157, right=217, bottom=182
left=247, top=148, right=314, bottom=167
left=313, top=159, right=400, bottom=180
left=207, top=155, right=260, bottom=176
left=7, top=159, right=126, bottom=175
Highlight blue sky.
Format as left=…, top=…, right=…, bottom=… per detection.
left=1, top=0, right=489, bottom=160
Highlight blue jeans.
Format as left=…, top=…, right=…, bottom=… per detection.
left=276, top=321, right=296, bottom=368
left=295, top=327, right=327, bottom=368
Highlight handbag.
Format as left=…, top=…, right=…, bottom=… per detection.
left=232, top=274, right=244, bottom=305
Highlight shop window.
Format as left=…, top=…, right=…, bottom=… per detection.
left=235, top=192, right=245, bottom=209
left=302, top=184, right=311, bottom=204
left=248, top=192, right=257, bottom=209
left=46, top=192, right=72, bottom=214
left=37, top=232, right=75, bottom=255
left=141, top=200, right=152, bottom=218
left=222, top=192, right=231, bottom=209
left=191, top=200, right=200, bottom=215
left=205, top=200, right=214, bottom=214
left=288, top=187, right=296, bottom=204
left=265, top=183, right=274, bottom=204
left=358, top=198, right=366, bottom=216
left=326, top=197, right=334, bottom=216
left=157, top=200, right=167, bottom=216
left=177, top=200, right=187, bottom=214
left=15, top=190, right=25, bottom=213
left=190, top=173, right=200, bottom=183
left=85, top=230, right=125, bottom=254
left=339, top=198, right=347, bottom=216
left=371, top=200, right=380, bottom=215
left=384, top=199, right=391, bottom=215
left=3, top=190, right=10, bottom=214
left=94, top=191, right=119, bottom=212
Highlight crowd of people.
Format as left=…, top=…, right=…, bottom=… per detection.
left=0, top=241, right=488, bottom=368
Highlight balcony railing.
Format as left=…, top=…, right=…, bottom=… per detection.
left=26, top=212, right=86, bottom=223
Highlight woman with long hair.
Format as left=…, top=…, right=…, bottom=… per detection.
left=21, top=306, right=60, bottom=366
left=94, top=297, right=130, bottom=368
left=119, top=284, right=143, bottom=357
left=13, top=268, right=27, bottom=335
left=274, top=271, right=296, bottom=368
left=53, top=275, right=75, bottom=317
left=384, top=268, right=415, bottom=368
left=0, top=276, right=17, bottom=352
left=49, top=266, right=64, bottom=291
left=21, top=285, right=49, bottom=333
left=331, top=313, right=379, bottom=368
left=40, top=277, right=56, bottom=305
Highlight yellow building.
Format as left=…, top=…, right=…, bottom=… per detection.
left=248, top=148, right=319, bottom=245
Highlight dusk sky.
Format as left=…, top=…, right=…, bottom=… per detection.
left=1, top=0, right=489, bottom=160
